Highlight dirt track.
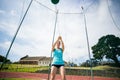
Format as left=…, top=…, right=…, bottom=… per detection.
left=0, top=72, right=120, bottom=80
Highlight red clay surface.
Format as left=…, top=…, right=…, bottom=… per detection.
left=0, top=72, right=120, bottom=80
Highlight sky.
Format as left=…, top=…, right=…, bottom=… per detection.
left=0, top=0, right=120, bottom=64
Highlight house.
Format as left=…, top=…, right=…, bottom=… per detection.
left=19, top=55, right=52, bottom=66
left=20, top=55, right=68, bottom=66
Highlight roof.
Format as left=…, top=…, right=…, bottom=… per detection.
left=39, top=57, right=52, bottom=61
left=20, top=56, right=52, bottom=61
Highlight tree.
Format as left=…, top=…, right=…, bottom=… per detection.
left=80, top=59, right=98, bottom=67
left=92, top=35, right=120, bottom=66
left=0, top=55, right=11, bottom=63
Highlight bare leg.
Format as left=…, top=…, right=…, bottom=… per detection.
left=50, top=66, right=57, bottom=80
left=59, top=66, right=66, bottom=80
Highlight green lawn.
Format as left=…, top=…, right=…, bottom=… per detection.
left=1, top=64, right=120, bottom=78
left=93, top=65, right=120, bottom=70
left=65, top=65, right=120, bottom=78
left=66, top=65, right=120, bottom=70
left=1, top=64, right=120, bottom=72
left=0, top=64, right=48, bottom=72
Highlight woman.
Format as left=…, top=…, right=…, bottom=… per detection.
left=50, top=36, right=66, bottom=80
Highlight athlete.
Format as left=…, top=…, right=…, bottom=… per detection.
left=50, top=36, right=66, bottom=80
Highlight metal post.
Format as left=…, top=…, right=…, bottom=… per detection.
left=48, top=10, right=58, bottom=80
left=0, top=0, right=33, bottom=70
left=81, top=6, right=94, bottom=80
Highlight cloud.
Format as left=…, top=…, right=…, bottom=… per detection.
left=97, top=0, right=108, bottom=21
left=0, top=10, right=5, bottom=14
left=0, top=22, right=18, bottom=36
left=10, top=10, right=17, bottom=16
left=0, top=41, right=11, bottom=49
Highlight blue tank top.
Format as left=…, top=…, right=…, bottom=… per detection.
left=52, top=48, right=64, bottom=65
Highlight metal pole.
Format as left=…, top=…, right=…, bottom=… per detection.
left=48, top=10, right=58, bottom=80
left=81, top=6, right=94, bottom=80
left=0, top=0, right=33, bottom=70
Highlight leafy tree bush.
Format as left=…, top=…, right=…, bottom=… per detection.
left=92, top=35, right=120, bottom=66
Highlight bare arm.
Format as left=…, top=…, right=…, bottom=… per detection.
left=59, top=36, right=65, bottom=52
left=51, top=38, right=59, bottom=52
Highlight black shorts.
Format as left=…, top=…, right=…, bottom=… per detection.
left=52, top=64, right=64, bottom=69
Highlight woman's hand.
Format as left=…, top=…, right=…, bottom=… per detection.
left=58, top=36, right=62, bottom=40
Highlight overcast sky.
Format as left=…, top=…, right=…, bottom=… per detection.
left=0, top=0, right=120, bottom=64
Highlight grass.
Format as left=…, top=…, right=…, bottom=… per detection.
left=95, top=65, right=120, bottom=70
left=1, top=64, right=120, bottom=78
left=66, top=65, right=120, bottom=70
left=36, top=65, right=120, bottom=78
left=0, top=64, right=48, bottom=72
